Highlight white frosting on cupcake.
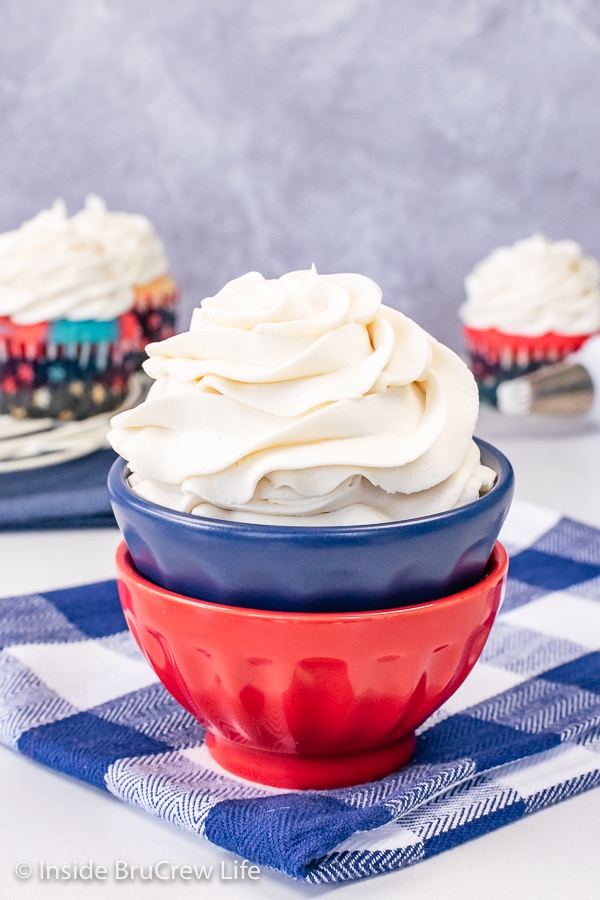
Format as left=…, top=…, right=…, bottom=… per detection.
left=460, top=235, right=600, bottom=336
left=0, top=196, right=167, bottom=325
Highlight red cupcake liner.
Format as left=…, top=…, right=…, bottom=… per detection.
left=0, top=312, right=142, bottom=365
left=463, top=326, right=593, bottom=369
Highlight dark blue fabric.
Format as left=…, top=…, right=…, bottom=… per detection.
left=0, top=448, right=117, bottom=531
left=17, top=712, right=167, bottom=790
left=47, top=580, right=126, bottom=638
left=204, top=793, right=392, bottom=879
left=415, top=714, right=562, bottom=769
left=421, top=800, right=528, bottom=858
left=508, top=548, right=600, bottom=590
left=542, top=651, right=600, bottom=692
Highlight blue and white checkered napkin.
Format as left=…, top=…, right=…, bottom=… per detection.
left=1, top=498, right=600, bottom=883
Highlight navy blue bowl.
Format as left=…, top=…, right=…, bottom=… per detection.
left=108, top=438, right=513, bottom=612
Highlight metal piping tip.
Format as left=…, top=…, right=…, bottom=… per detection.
left=497, top=361, right=594, bottom=416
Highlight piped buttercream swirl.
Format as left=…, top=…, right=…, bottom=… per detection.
left=0, top=195, right=168, bottom=324
left=109, top=268, right=495, bottom=525
left=460, top=234, right=600, bottom=336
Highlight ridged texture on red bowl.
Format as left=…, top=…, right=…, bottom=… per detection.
left=116, top=541, right=508, bottom=789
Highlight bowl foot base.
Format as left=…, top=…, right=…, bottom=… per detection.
left=205, top=731, right=416, bottom=790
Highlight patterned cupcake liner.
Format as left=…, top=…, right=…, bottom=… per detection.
left=0, top=312, right=142, bottom=420
left=463, top=326, right=593, bottom=406
left=0, top=276, right=178, bottom=421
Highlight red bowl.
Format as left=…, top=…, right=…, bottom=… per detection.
left=116, top=541, right=508, bottom=790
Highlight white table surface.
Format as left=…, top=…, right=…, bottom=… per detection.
left=1, top=407, right=599, bottom=899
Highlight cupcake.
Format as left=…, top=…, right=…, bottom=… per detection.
left=459, top=235, right=600, bottom=406
left=0, top=196, right=178, bottom=421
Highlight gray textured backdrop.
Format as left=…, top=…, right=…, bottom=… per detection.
left=2, top=0, right=600, bottom=350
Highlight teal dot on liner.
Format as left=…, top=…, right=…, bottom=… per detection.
left=47, top=364, right=67, bottom=383
left=50, top=319, right=118, bottom=345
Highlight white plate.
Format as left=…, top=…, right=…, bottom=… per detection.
left=0, top=373, right=149, bottom=472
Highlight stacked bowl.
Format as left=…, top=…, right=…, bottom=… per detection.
left=108, top=437, right=513, bottom=790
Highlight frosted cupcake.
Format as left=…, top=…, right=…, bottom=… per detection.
left=0, top=196, right=178, bottom=421
left=459, top=235, right=600, bottom=405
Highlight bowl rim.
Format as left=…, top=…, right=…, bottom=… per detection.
left=108, top=436, right=514, bottom=538
left=116, top=539, right=508, bottom=622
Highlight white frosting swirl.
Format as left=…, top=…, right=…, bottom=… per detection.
left=0, top=195, right=168, bottom=325
left=460, top=234, right=600, bottom=336
left=109, top=269, right=495, bottom=526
